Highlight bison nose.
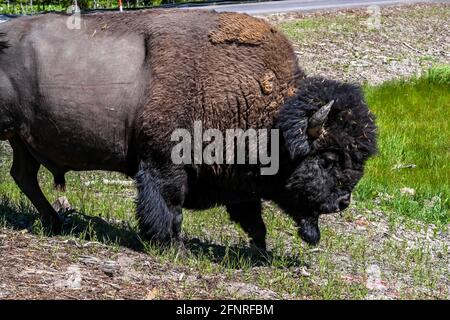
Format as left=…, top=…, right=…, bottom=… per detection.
left=337, top=195, right=351, bottom=211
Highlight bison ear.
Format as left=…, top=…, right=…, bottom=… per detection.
left=307, top=100, right=334, bottom=138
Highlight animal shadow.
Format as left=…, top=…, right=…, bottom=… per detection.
left=0, top=196, right=305, bottom=268
left=0, top=196, right=143, bottom=250
left=184, top=238, right=305, bottom=269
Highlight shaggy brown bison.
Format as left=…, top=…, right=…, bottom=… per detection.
left=0, top=10, right=377, bottom=249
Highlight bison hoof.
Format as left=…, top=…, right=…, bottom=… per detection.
left=43, top=216, right=63, bottom=234
left=174, top=238, right=190, bottom=258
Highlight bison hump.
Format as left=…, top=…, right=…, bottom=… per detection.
left=208, top=13, right=275, bottom=46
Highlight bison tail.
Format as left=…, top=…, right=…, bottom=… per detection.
left=135, top=161, right=174, bottom=243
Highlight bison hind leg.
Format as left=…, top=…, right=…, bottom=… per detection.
left=53, top=173, right=66, bottom=192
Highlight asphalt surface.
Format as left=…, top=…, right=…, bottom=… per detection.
left=184, top=0, right=442, bottom=14
left=0, top=0, right=444, bottom=22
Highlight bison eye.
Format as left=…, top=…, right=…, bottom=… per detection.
left=323, top=152, right=338, bottom=163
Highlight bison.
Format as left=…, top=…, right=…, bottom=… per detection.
left=0, top=10, right=377, bottom=250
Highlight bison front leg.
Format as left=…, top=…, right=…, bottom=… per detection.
left=9, top=137, right=62, bottom=233
left=135, top=161, right=186, bottom=245
left=226, top=200, right=267, bottom=252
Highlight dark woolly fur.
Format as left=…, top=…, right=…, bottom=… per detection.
left=275, top=77, right=377, bottom=219
left=135, top=162, right=174, bottom=242
left=0, top=33, right=8, bottom=53
left=0, top=11, right=377, bottom=248
left=135, top=160, right=187, bottom=243
left=278, top=76, right=377, bottom=162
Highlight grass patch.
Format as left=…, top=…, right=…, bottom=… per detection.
left=356, top=65, right=450, bottom=225
left=279, top=15, right=362, bottom=42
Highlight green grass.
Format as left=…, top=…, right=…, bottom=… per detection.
left=356, top=65, right=450, bottom=225
left=279, top=15, right=363, bottom=42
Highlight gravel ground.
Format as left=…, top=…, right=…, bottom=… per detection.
left=265, top=2, right=450, bottom=84
left=1, top=204, right=448, bottom=299
left=0, top=225, right=295, bottom=299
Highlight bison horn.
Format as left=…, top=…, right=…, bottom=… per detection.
left=307, top=100, right=334, bottom=138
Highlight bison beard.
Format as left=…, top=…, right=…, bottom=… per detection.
left=0, top=11, right=377, bottom=250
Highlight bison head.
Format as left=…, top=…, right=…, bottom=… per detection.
left=276, top=77, right=377, bottom=245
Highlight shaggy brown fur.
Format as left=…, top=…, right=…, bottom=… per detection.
left=208, top=13, right=275, bottom=45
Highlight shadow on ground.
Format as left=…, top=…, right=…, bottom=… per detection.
left=0, top=196, right=144, bottom=249
left=185, top=237, right=305, bottom=268
left=0, top=196, right=304, bottom=268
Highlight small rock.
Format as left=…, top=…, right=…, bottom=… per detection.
left=308, top=248, right=325, bottom=253
left=400, top=187, right=416, bottom=196
left=0, top=284, right=10, bottom=299
left=424, top=196, right=440, bottom=209
left=79, top=255, right=100, bottom=265
left=52, top=196, right=71, bottom=213
left=102, top=179, right=134, bottom=187
left=392, top=163, right=416, bottom=170
left=100, top=260, right=120, bottom=277
left=292, top=267, right=311, bottom=277
left=145, top=288, right=159, bottom=300
left=366, top=264, right=387, bottom=291
left=355, top=216, right=369, bottom=227
left=54, top=265, right=82, bottom=290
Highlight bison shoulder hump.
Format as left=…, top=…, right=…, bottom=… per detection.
left=208, top=13, right=276, bottom=46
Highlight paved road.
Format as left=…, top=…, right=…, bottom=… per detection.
left=0, top=0, right=443, bottom=22
left=184, top=0, right=443, bottom=15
